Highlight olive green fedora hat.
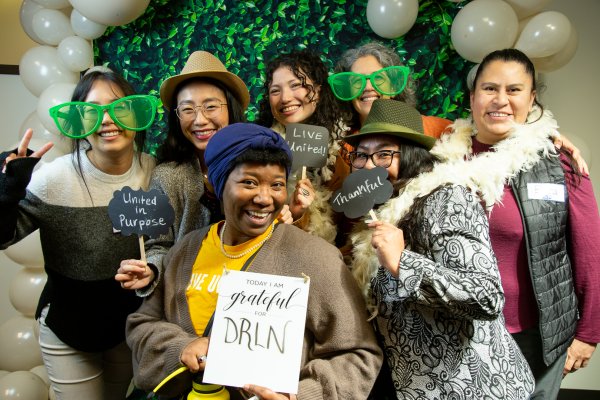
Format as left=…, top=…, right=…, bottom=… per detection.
left=344, top=99, right=436, bottom=150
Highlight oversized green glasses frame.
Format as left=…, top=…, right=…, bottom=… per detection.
left=49, top=95, right=159, bottom=139
left=327, top=66, right=410, bottom=102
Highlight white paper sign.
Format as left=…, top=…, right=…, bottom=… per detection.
left=527, top=183, right=565, bottom=202
left=203, top=270, right=310, bottom=394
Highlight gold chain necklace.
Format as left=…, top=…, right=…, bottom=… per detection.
left=219, top=221, right=275, bottom=259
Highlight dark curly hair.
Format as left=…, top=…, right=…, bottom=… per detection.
left=256, top=49, right=344, bottom=141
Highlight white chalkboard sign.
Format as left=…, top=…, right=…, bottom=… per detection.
left=331, top=167, right=393, bottom=219
left=285, top=123, right=329, bottom=172
left=203, top=270, right=310, bottom=394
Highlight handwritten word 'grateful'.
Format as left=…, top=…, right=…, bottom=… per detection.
left=332, top=176, right=386, bottom=206
left=223, top=288, right=301, bottom=313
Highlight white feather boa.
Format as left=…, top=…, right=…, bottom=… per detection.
left=350, top=111, right=560, bottom=304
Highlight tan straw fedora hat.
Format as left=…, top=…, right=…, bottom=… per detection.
left=344, top=99, right=436, bottom=150
left=159, top=51, right=250, bottom=110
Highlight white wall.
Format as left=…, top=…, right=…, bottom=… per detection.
left=1, top=0, right=599, bottom=390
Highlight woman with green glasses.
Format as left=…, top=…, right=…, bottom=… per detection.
left=0, top=67, right=156, bottom=400
left=331, top=42, right=451, bottom=138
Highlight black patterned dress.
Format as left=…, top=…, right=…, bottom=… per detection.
left=372, top=185, right=535, bottom=400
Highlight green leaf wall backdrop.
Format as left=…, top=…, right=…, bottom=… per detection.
left=95, top=0, right=473, bottom=154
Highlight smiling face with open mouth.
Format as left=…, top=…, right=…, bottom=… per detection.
left=221, top=162, right=287, bottom=246
left=176, top=80, right=230, bottom=154
left=268, top=66, right=319, bottom=127
left=85, top=80, right=137, bottom=158
left=470, top=60, right=536, bottom=145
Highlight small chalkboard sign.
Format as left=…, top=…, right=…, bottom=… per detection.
left=108, top=186, right=175, bottom=261
left=285, top=123, right=329, bottom=172
left=330, top=167, right=393, bottom=219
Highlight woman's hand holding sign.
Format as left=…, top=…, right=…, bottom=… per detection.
left=243, top=384, right=297, bottom=400
left=2, top=129, right=54, bottom=173
left=116, top=259, right=155, bottom=289
left=289, top=178, right=314, bottom=221
left=368, top=221, right=405, bottom=278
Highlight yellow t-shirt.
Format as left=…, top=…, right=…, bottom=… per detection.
left=186, top=222, right=274, bottom=335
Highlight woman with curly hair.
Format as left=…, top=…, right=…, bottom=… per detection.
left=255, top=50, right=348, bottom=243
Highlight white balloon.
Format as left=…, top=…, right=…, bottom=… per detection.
left=19, top=46, right=79, bottom=97
left=515, top=11, right=572, bottom=58
left=29, top=365, right=50, bottom=387
left=504, top=0, right=550, bottom=19
left=58, top=36, right=93, bottom=72
left=34, top=0, right=71, bottom=9
left=451, top=0, right=519, bottom=63
left=0, top=316, right=43, bottom=371
left=532, top=27, right=578, bottom=72
left=3, top=230, right=45, bottom=269
left=466, top=63, right=480, bottom=91
left=9, top=269, right=47, bottom=317
left=30, top=137, right=70, bottom=163
left=68, top=0, right=150, bottom=26
left=32, top=9, right=74, bottom=46
left=70, top=9, right=107, bottom=39
left=366, top=0, right=419, bottom=39
left=19, top=111, right=73, bottom=155
left=0, top=371, right=48, bottom=400
left=20, top=0, right=46, bottom=44
left=37, top=83, right=78, bottom=135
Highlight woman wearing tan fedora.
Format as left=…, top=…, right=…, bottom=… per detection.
left=346, top=99, right=535, bottom=399
left=116, top=51, right=293, bottom=293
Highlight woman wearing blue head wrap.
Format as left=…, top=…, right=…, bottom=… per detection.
left=127, top=122, right=383, bottom=400
left=204, top=123, right=293, bottom=201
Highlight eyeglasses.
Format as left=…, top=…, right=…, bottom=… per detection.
left=49, top=95, right=158, bottom=139
left=175, top=101, right=228, bottom=121
left=348, top=149, right=401, bottom=169
left=328, top=66, right=410, bottom=101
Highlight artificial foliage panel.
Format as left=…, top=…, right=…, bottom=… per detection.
left=95, top=0, right=473, bottom=154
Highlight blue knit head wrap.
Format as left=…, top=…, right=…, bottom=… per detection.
left=205, top=123, right=293, bottom=200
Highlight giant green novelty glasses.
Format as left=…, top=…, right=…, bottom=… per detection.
left=49, top=95, right=159, bottom=139
left=327, top=66, right=410, bottom=101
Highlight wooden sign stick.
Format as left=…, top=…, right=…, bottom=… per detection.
left=138, top=236, right=147, bottom=263
left=369, top=210, right=378, bottom=221
left=302, top=166, right=307, bottom=180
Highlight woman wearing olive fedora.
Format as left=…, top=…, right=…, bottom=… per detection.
left=116, top=51, right=277, bottom=293
left=346, top=99, right=535, bottom=399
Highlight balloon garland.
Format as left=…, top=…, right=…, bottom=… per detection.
left=365, top=0, right=578, bottom=72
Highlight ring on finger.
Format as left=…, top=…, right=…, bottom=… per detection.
left=197, top=354, right=207, bottom=363
left=300, top=188, right=310, bottom=197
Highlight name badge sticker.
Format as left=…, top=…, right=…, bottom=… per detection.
left=527, top=183, right=565, bottom=202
